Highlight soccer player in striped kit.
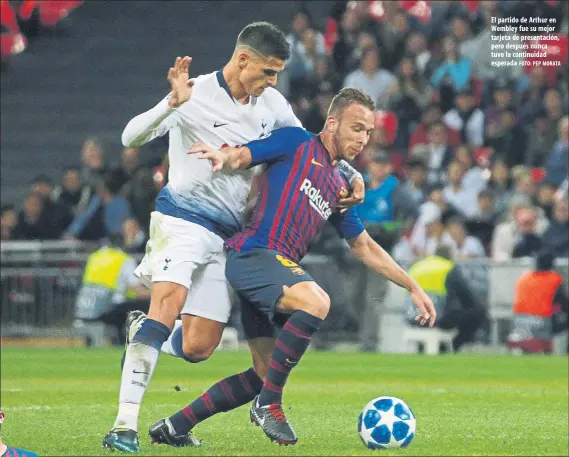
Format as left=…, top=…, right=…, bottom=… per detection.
left=186, top=88, right=437, bottom=445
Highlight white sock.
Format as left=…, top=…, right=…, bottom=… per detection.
left=112, top=341, right=161, bottom=431
left=161, top=320, right=183, bottom=357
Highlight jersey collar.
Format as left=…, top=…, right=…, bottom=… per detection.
left=216, top=70, right=235, bottom=104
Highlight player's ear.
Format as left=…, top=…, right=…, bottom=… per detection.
left=237, top=51, right=250, bottom=69
left=327, top=116, right=338, bottom=134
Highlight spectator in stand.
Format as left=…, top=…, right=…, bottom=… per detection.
left=52, top=166, right=93, bottom=217
left=1, top=204, right=17, bottom=241
left=303, top=81, right=335, bottom=135
left=29, top=174, right=73, bottom=239
left=545, top=116, right=569, bottom=187
left=485, top=107, right=526, bottom=167
left=113, top=147, right=140, bottom=192
left=331, top=7, right=365, bottom=79
left=443, top=161, right=478, bottom=218
left=119, top=167, right=159, bottom=236
left=122, top=218, right=147, bottom=254
left=64, top=169, right=132, bottom=241
left=507, top=250, right=568, bottom=355
left=484, top=78, right=515, bottom=136
left=357, top=150, right=419, bottom=249
left=443, top=88, right=484, bottom=147
left=80, top=136, right=106, bottom=188
left=430, top=36, right=472, bottom=112
left=409, top=202, right=445, bottom=260
left=511, top=165, right=537, bottom=203
left=402, top=157, right=429, bottom=205
left=386, top=55, right=429, bottom=148
left=536, top=180, right=557, bottom=220
left=543, top=89, right=567, bottom=144
left=487, top=160, right=513, bottom=215
left=454, top=144, right=486, bottom=198
left=286, top=8, right=325, bottom=64
left=287, top=27, right=326, bottom=100
left=409, top=102, right=461, bottom=151
left=443, top=217, right=486, bottom=259
left=518, top=67, right=549, bottom=129
left=466, top=188, right=499, bottom=249
left=404, top=30, right=430, bottom=74
left=540, top=197, right=569, bottom=258
left=373, top=6, right=411, bottom=73
left=411, top=121, right=454, bottom=187
left=388, top=54, right=433, bottom=110
left=302, top=55, right=343, bottom=102
left=525, top=107, right=553, bottom=167
left=13, top=192, right=44, bottom=240
left=492, top=200, right=549, bottom=261
left=343, top=45, right=395, bottom=106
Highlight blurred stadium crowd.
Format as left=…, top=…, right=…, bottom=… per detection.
left=1, top=0, right=568, bottom=267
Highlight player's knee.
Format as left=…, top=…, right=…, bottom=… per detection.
left=303, top=290, right=330, bottom=319
left=149, top=284, right=187, bottom=326
left=182, top=340, right=216, bottom=363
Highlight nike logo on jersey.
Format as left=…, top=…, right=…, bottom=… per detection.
left=132, top=369, right=149, bottom=375
left=311, top=158, right=323, bottom=167
left=261, top=121, right=267, bottom=129
left=214, top=121, right=229, bottom=128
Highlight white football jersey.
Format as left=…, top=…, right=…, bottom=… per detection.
left=125, top=70, right=301, bottom=239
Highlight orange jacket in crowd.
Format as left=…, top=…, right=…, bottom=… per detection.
left=513, top=271, right=564, bottom=318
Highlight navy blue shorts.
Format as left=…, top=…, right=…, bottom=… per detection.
left=225, top=247, right=314, bottom=340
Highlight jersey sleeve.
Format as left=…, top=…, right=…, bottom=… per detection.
left=328, top=206, right=366, bottom=240
left=246, top=127, right=311, bottom=167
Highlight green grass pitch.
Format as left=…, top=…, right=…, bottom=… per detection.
left=1, top=348, right=567, bottom=456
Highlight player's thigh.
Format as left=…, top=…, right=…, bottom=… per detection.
left=225, top=247, right=316, bottom=320
left=137, top=212, right=217, bottom=290
left=139, top=213, right=222, bottom=327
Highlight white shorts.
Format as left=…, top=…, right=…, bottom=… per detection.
left=134, top=211, right=232, bottom=323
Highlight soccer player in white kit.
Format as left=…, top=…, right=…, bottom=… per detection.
left=103, top=22, right=365, bottom=452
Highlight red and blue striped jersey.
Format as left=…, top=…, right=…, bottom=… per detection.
left=2, top=446, right=39, bottom=457
left=226, top=127, right=365, bottom=262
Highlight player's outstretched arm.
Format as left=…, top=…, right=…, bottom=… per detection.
left=189, top=143, right=252, bottom=171
left=348, top=230, right=437, bottom=327
left=121, top=56, right=194, bottom=148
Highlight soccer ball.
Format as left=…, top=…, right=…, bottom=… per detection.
left=358, top=396, right=416, bottom=450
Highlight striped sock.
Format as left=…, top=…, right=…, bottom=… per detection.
left=169, top=367, right=263, bottom=435
left=257, top=310, right=322, bottom=407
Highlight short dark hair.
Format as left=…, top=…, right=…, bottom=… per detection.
left=31, top=174, right=53, bottom=186
left=327, top=88, right=376, bottom=118
left=236, top=22, right=290, bottom=61
left=435, top=244, right=453, bottom=260
left=64, top=166, right=80, bottom=174
left=1, top=203, right=15, bottom=215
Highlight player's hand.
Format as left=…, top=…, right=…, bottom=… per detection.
left=168, top=56, right=194, bottom=108
left=410, top=287, right=437, bottom=327
left=338, top=177, right=365, bottom=209
left=189, top=142, right=227, bottom=172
